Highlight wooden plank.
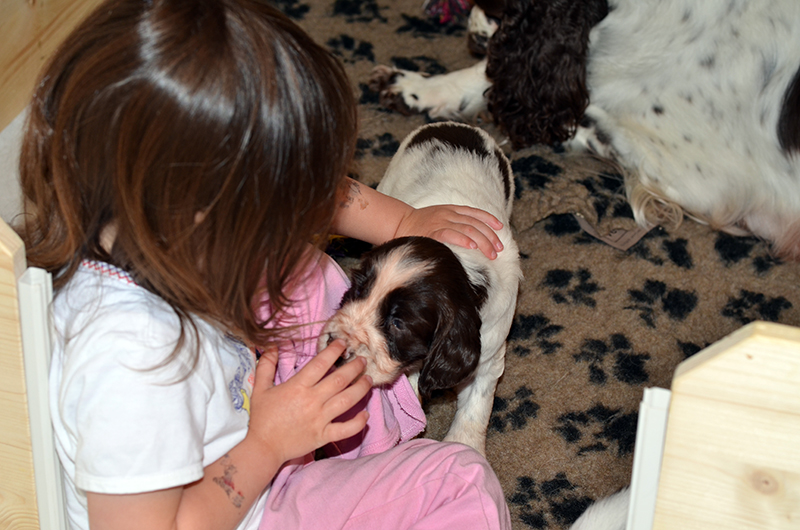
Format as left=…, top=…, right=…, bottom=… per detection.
left=0, top=219, right=39, bottom=529
left=653, top=322, right=800, bottom=529
left=0, top=0, right=103, bottom=131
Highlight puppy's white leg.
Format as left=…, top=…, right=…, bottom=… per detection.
left=569, top=488, right=629, bottom=530
left=369, top=60, right=491, bottom=121
left=443, top=342, right=506, bottom=455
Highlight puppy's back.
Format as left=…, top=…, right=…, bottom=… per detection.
left=377, top=122, right=514, bottom=222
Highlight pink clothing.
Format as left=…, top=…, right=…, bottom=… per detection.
left=257, top=251, right=511, bottom=530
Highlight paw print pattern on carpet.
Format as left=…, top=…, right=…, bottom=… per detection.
left=513, top=155, right=563, bottom=197
left=721, top=290, right=793, bottom=324
left=678, top=339, right=710, bottom=359
left=625, top=279, right=698, bottom=327
left=489, top=386, right=540, bottom=433
left=389, top=55, right=448, bottom=75
left=714, top=232, right=780, bottom=272
left=542, top=268, right=602, bottom=307
left=355, top=133, right=400, bottom=158
left=332, top=0, right=388, bottom=22
left=577, top=172, right=632, bottom=224
left=554, top=404, right=638, bottom=457
left=508, top=473, right=593, bottom=529
left=396, top=13, right=466, bottom=37
left=507, top=313, right=564, bottom=357
left=573, top=334, right=650, bottom=386
left=628, top=229, right=695, bottom=268
left=271, top=0, right=311, bottom=19
left=327, top=34, right=375, bottom=63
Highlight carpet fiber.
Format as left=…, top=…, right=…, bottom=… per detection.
left=281, top=1, right=800, bottom=527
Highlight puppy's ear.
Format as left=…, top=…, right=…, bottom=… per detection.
left=417, top=302, right=482, bottom=399
left=486, top=0, right=608, bottom=148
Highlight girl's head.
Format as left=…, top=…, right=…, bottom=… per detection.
left=19, top=0, right=357, bottom=346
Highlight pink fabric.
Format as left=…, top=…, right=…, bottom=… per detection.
left=257, top=250, right=511, bottom=530
left=260, top=439, right=511, bottom=530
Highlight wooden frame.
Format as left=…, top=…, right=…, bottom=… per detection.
left=1, top=2, right=101, bottom=528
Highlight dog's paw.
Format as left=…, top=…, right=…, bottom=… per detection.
left=369, top=65, right=426, bottom=116
left=466, top=6, right=499, bottom=56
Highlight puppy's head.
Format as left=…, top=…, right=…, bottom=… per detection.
left=319, top=237, right=484, bottom=399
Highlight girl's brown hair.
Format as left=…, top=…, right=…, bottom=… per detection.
left=17, top=0, right=357, bottom=358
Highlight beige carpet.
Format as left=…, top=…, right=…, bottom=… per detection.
left=282, top=0, right=800, bottom=527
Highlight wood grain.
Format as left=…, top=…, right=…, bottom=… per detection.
left=653, top=322, right=800, bottom=529
left=0, top=0, right=103, bottom=130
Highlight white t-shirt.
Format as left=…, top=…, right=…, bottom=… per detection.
left=50, top=260, right=268, bottom=530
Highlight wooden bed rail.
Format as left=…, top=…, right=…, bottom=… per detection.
left=0, top=0, right=103, bottom=131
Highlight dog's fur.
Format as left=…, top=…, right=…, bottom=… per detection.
left=319, top=122, right=521, bottom=454
left=370, top=0, right=800, bottom=260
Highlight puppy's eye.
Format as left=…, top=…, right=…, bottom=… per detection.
left=390, top=317, right=405, bottom=330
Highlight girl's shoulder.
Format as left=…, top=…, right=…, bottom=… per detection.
left=53, top=260, right=219, bottom=379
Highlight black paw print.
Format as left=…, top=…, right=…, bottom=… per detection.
left=507, top=313, right=564, bottom=357
left=625, top=279, right=697, bottom=328
left=389, top=55, right=448, bottom=76
left=574, top=333, right=650, bottom=385
left=722, top=290, right=792, bottom=324
left=508, top=473, right=593, bottom=529
left=327, top=34, right=375, bottom=63
left=554, top=404, right=638, bottom=457
left=714, top=233, right=781, bottom=273
left=677, top=340, right=710, bottom=359
left=512, top=155, right=562, bottom=198
left=333, top=0, right=387, bottom=23
left=628, top=228, right=694, bottom=268
left=396, top=13, right=466, bottom=38
left=355, top=133, right=400, bottom=158
left=271, top=0, right=310, bottom=19
left=489, top=386, right=540, bottom=433
left=577, top=172, right=632, bottom=224
left=542, top=268, right=602, bottom=307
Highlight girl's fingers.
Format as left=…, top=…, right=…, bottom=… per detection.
left=254, top=345, right=278, bottom=390
left=315, top=355, right=368, bottom=397
left=320, top=371, right=372, bottom=419
left=455, top=205, right=503, bottom=230
left=323, top=410, right=370, bottom=443
left=292, top=340, right=348, bottom=386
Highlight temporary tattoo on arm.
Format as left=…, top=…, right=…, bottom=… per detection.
left=339, top=179, right=369, bottom=210
left=212, top=454, right=245, bottom=508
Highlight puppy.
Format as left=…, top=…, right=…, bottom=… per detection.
left=370, top=0, right=800, bottom=260
left=319, top=122, right=522, bottom=454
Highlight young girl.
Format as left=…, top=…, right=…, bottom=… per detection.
left=17, top=0, right=512, bottom=529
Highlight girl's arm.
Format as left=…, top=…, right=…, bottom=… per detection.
left=332, top=177, right=505, bottom=259
left=86, top=342, right=371, bottom=530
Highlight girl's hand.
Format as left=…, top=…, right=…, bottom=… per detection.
left=245, top=342, right=371, bottom=465
left=395, top=204, right=505, bottom=260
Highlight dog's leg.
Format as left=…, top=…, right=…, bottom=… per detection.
left=369, top=60, right=491, bottom=121
left=569, top=488, right=629, bottom=530
left=443, top=342, right=506, bottom=455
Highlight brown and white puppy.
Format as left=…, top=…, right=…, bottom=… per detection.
left=320, top=122, right=522, bottom=454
